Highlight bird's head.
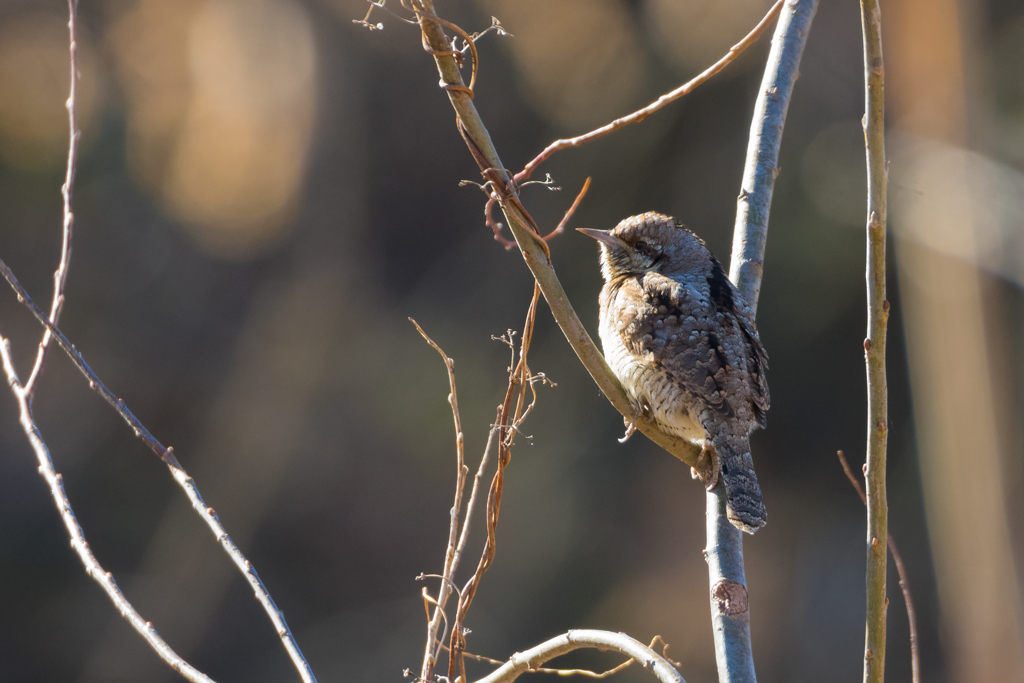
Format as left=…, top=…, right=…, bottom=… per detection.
left=578, top=212, right=705, bottom=282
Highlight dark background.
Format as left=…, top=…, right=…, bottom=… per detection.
left=0, top=0, right=1021, bottom=681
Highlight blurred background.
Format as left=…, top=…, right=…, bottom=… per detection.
left=0, top=0, right=1021, bottom=681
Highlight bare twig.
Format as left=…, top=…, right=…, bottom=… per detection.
left=710, top=2, right=819, bottom=681
left=859, top=0, right=889, bottom=680
left=0, top=261, right=318, bottom=683
left=837, top=451, right=919, bottom=683
left=473, top=630, right=686, bottom=683
left=354, top=0, right=416, bottom=30
left=0, top=339, right=215, bottom=682
left=458, top=634, right=679, bottom=679
left=411, top=319, right=469, bottom=682
left=542, top=177, right=591, bottom=242
left=448, top=283, right=542, bottom=681
left=514, top=0, right=785, bottom=184
left=24, top=0, right=81, bottom=398
left=0, top=6, right=214, bottom=680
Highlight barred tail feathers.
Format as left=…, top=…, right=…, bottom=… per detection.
left=712, top=435, right=767, bottom=534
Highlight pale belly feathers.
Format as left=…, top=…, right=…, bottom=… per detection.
left=599, top=316, right=706, bottom=445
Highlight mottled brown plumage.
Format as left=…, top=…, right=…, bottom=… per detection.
left=579, top=212, right=770, bottom=533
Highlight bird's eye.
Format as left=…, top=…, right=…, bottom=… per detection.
left=634, top=240, right=650, bottom=253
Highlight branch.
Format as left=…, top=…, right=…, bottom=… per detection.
left=515, top=0, right=785, bottom=184
left=472, top=630, right=686, bottom=683
left=0, top=261, right=318, bottom=683
left=24, top=0, right=81, bottom=398
left=0, top=5, right=216, bottom=680
left=458, top=634, right=681, bottom=678
left=411, top=319, right=470, bottom=682
left=711, top=1, right=819, bottom=681
left=838, top=452, right=918, bottom=683
left=409, top=0, right=702, bottom=469
left=0, top=340, right=215, bottom=682
left=859, top=0, right=889, bottom=680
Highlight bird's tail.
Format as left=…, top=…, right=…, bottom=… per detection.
left=712, top=435, right=767, bottom=533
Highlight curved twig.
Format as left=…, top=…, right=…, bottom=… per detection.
left=473, top=630, right=686, bottom=683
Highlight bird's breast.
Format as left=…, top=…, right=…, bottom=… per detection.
left=598, top=302, right=704, bottom=444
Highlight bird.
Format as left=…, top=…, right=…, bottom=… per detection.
left=578, top=212, right=770, bottom=533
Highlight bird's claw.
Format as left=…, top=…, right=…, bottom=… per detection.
left=691, top=442, right=720, bottom=490
left=618, top=402, right=652, bottom=443
left=618, top=418, right=638, bottom=443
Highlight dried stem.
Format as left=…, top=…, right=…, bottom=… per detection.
left=24, top=0, right=81, bottom=398
left=472, top=630, right=686, bottom=683
left=448, top=283, right=542, bottom=681
left=837, top=452, right=919, bottom=683
left=542, top=177, right=591, bottom=242
left=411, top=319, right=470, bottom=682
left=860, top=0, right=889, bottom=680
left=0, top=337, right=215, bottom=682
left=0, top=260, right=318, bottom=683
left=711, top=1, right=819, bottom=681
left=515, top=0, right=785, bottom=184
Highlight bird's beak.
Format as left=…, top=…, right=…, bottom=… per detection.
left=576, top=228, right=628, bottom=250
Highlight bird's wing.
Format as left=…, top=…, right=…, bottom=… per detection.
left=739, top=317, right=770, bottom=427
left=616, top=274, right=735, bottom=417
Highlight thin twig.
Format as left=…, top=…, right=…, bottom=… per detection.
left=353, top=0, right=416, bottom=30
left=860, top=0, right=889, bottom=680
left=514, top=0, right=785, bottom=184
left=449, top=283, right=542, bottom=681
left=0, top=6, right=212, bottom=679
left=542, top=177, right=591, bottom=242
left=472, top=630, right=686, bottom=683
left=709, top=2, right=818, bottom=681
left=0, top=336, right=216, bottom=683
left=410, top=319, right=469, bottom=683
left=0, top=260, right=318, bottom=683
left=838, top=451, right=919, bottom=683
left=24, top=0, right=81, bottom=398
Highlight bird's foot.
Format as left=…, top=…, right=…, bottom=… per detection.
left=691, top=441, right=720, bottom=490
left=618, top=401, right=652, bottom=443
left=618, top=419, right=638, bottom=443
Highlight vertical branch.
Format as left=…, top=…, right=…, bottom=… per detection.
left=411, top=319, right=469, bottom=683
left=714, top=1, right=818, bottom=681
left=860, top=0, right=888, bottom=681
left=24, top=0, right=81, bottom=398
left=447, top=284, right=542, bottom=683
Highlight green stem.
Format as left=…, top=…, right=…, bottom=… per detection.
left=860, top=0, right=889, bottom=681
